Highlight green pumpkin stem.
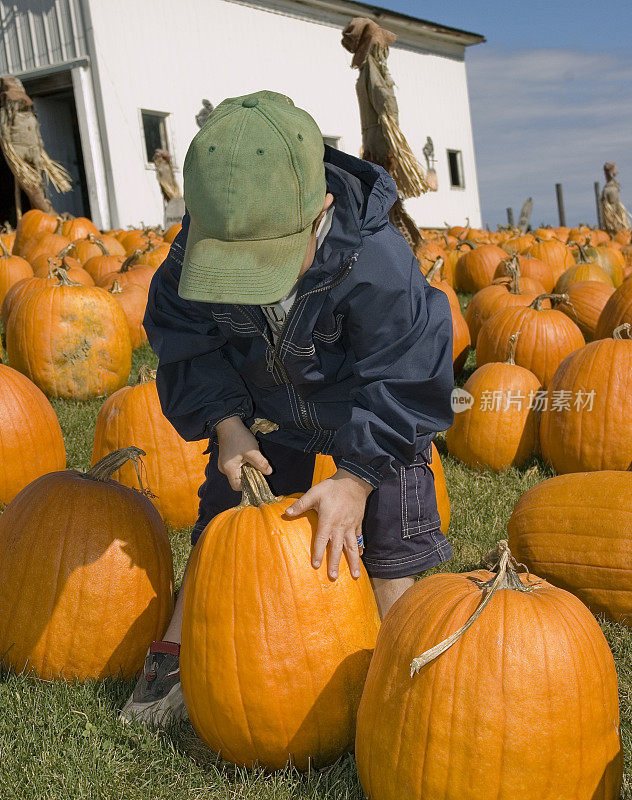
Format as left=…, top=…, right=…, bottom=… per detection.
left=410, top=540, right=539, bottom=676
left=239, top=464, right=281, bottom=508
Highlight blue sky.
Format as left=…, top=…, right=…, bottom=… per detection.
left=369, top=1, right=632, bottom=228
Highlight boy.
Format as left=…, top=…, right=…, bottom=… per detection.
left=123, top=90, right=454, bottom=726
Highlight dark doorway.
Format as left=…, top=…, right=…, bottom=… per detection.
left=0, top=70, right=90, bottom=226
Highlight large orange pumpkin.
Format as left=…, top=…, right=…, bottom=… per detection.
left=6, top=272, right=132, bottom=399
left=18, top=228, right=71, bottom=265
left=91, top=367, right=208, bottom=528
left=0, top=239, right=33, bottom=307
left=558, top=280, right=614, bottom=340
left=60, top=216, right=99, bottom=240
left=447, top=333, right=541, bottom=470
left=0, top=364, right=66, bottom=505
left=355, top=541, right=622, bottom=800
left=555, top=261, right=613, bottom=294
left=12, top=209, right=59, bottom=256
left=454, top=244, right=507, bottom=292
left=97, top=250, right=155, bottom=292
left=0, top=448, right=174, bottom=680
left=180, top=465, right=381, bottom=770
left=476, top=293, right=584, bottom=386
left=526, top=238, right=574, bottom=283
left=493, top=253, right=554, bottom=291
left=69, top=233, right=125, bottom=264
left=540, top=324, right=632, bottom=472
left=311, top=443, right=451, bottom=534
left=508, top=471, right=632, bottom=625
left=595, top=278, right=632, bottom=339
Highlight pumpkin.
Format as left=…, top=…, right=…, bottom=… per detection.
left=163, top=223, right=182, bottom=244
left=6, top=271, right=132, bottom=400
left=118, top=228, right=161, bottom=255
left=0, top=239, right=33, bottom=307
left=355, top=540, right=622, bottom=800
left=540, top=324, right=632, bottom=472
left=476, top=293, right=585, bottom=386
left=12, top=209, right=59, bottom=256
left=180, top=465, right=381, bottom=770
left=595, top=279, right=632, bottom=339
left=60, top=216, right=99, bottom=240
left=465, top=257, right=548, bottom=344
left=0, top=364, right=66, bottom=505
left=558, top=281, right=615, bottom=340
left=1, top=265, right=83, bottom=325
left=82, top=242, right=125, bottom=283
left=508, top=471, right=632, bottom=625
left=68, top=233, right=125, bottom=264
left=91, top=367, right=207, bottom=527
left=454, top=244, right=507, bottom=292
left=32, top=253, right=94, bottom=285
left=18, top=228, right=71, bottom=266
left=555, top=262, right=613, bottom=294
left=138, top=241, right=170, bottom=270
left=97, top=250, right=155, bottom=292
left=493, top=254, right=554, bottom=291
left=0, top=224, right=15, bottom=253
left=108, top=280, right=148, bottom=349
left=593, top=244, right=625, bottom=286
left=447, top=333, right=541, bottom=470
left=502, top=232, right=536, bottom=253
left=451, top=306, right=471, bottom=374
left=0, top=447, right=174, bottom=680
left=311, top=443, right=451, bottom=534
left=526, top=238, right=574, bottom=283
left=424, top=258, right=459, bottom=312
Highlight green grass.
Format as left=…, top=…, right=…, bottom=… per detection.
left=1, top=339, right=631, bottom=798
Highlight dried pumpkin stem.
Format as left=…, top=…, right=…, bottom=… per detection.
left=410, top=540, right=539, bottom=677
left=54, top=266, right=81, bottom=287
left=504, top=254, right=521, bottom=294
left=506, top=332, right=520, bottom=365
left=138, top=365, right=157, bottom=384
left=239, top=464, right=281, bottom=508
left=89, top=235, right=110, bottom=257
left=109, top=279, right=123, bottom=295
left=0, top=239, right=11, bottom=258
left=54, top=215, right=63, bottom=235
left=425, top=257, right=444, bottom=283
left=530, top=292, right=567, bottom=311
left=121, top=250, right=142, bottom=272
left=613, top=323, right=632, bottom=340
left=88, top=446, right=147, bottom=482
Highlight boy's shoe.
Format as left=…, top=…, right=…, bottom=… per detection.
left=119, top=641, right=187, bottom=727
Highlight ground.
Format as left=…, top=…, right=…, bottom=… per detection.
left=1, top=341, right=630, bottom=800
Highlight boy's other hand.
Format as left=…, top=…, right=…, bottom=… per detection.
left=285, top=469, right=373, bottom=581
left=216, top=416, right=273, bottom=491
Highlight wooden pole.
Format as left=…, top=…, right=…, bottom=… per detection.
left=14, top=176, right=22, bottom=223
left=555, top=183, right=566, bottom=227
left=594, top=182, right=602, bottom=228
left=506, top=207, right=514, bottom=227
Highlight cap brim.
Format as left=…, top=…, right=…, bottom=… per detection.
left=178, top=219, right=312, bottom=304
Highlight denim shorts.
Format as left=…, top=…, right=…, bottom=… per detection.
left=191, top=438, right=452, bottom=579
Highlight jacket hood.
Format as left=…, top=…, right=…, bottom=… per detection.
left=316, top=146, right=397, bottom=267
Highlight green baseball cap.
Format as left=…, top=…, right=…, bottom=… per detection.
left=179, top=90, right=326, bottom=305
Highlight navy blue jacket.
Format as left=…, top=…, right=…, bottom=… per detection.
left=143, top=147, right=454, bottom=487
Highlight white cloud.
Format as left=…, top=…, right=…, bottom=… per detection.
left=467, top=47, right=632, bottom=228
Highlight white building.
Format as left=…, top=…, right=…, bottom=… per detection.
left=1, top=0, right=484, bottom=230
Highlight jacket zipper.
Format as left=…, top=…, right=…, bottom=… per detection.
left=238, top=252, right=358, bottom=429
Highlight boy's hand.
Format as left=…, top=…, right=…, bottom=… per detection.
left=216, top=416, right=273, bottom=491
left=286, top=469, right=373, bottom=581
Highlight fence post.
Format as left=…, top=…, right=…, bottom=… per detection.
left=555, top=183, right=566, bottom=227
left=506, top=207, right=514, bottom=227
left=594, top=182, right=602, bottom=228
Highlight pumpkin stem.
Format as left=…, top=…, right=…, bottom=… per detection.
left=506, top=332, right=520, bottom=365
left=54, top=215, right=64, bottom=235
left=238, top=464, right=281, bottom=508
left=87, top=446, right=154, bottom=496
left=410, top=540, right=539, bottom=676
left=425, top=257, right=444, bottom=283
left=138, top=365, right=157, bottom=384
left=54, top=266, right=81, bottom=287
left=109, top=279, right=123, bottom=295
left=121, top=250, right=142, bottom=272
left=503, top=254, right=521, bottom=294
left=529, top=292, right=567, bottom=310
left=89, top=235, right=110, bottom=257
left=0, top=239, right=10, bottom=258
left=613, top=323, right=632, bottom=340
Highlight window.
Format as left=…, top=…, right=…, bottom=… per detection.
left=447, top=149, right=465, bottom=189
left=323, top=135, right=341, bottom=150
left=141, top=110, right=169, bottom=163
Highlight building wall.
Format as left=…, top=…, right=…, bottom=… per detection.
left=84, top=0, right=481, bottom=229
